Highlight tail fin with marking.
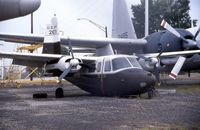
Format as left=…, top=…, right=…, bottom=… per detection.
left=42, top=15, right=61, bottom=54
left=112, top=0, right=137, bottom=39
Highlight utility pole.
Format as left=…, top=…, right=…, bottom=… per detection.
left=30, top=13, right=34, bottom=81
left=0, top=44, right=3, bottom=80
left=145, top=0, right=149, bottom=36
left=77, top=18, right=108, bottom=38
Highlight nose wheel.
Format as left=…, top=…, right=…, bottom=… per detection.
left=148, top=87, right=155, bottom=99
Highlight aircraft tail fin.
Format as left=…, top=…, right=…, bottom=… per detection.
left=112, top=0, right=137, bottom=39
left=42, top=15, right=61, bottom=54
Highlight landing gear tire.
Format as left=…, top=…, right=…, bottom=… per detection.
left=55, top=87, right=64, bottom=98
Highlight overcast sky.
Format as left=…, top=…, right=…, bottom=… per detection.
left=0, top=0, right=199, bottom=36
left=0, top=0, right=140, bottom=37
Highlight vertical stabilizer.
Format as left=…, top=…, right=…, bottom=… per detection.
left=112, top=0, right=137, bottom=39
left=96, top=44, right=114, bottom=56
left=43, top=15, right=61, bottom=54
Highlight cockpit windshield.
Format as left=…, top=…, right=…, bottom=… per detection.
left=127, top=57, right=142, bottom=69
left=112, top=57, right=132, bottom=71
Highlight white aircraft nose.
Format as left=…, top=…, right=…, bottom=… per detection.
left=20, top=0, right=41, bottom=16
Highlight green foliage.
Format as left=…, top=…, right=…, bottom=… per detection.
left=132, top=0, right=194, bottom=38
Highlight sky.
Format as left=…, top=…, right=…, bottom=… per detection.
left=0, top=0, right=199, bottom=36
left=0, top=0, right=140, bottom=37
left=189, top=0, right=200, bottom=26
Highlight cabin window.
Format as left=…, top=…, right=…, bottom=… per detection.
left=127, top=57, right=142, bottom=68
left=104, top=59, right=111, bottom=72
left=112, top=57, right=131, bottom=71
left=96, top=62, right=101, bottom=72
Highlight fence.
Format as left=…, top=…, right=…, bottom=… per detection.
left=0, top=65, right=59, bottom=87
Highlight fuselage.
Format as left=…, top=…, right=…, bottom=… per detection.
left=66, top=68, right=155, bottom=96
left=48, top=55, right=156, bottom=96
left=67, top=55, right=156, bottom=96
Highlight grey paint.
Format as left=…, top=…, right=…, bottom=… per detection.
left=66, top=68, right=155, bottom=96
left=0, top=0, right=41, bottom=21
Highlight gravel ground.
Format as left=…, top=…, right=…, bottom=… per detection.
left=0, top=83, right=200, bottom=130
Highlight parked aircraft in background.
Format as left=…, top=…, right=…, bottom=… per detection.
left=111, top=0, right=200, bottom=81
left=0, top=0, right=41, bottom=21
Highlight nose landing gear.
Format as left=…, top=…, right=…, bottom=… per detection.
left=148, top=87, right=156, bottom=99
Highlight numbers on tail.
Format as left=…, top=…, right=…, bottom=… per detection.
left=47, top=25, right=57, bottom=35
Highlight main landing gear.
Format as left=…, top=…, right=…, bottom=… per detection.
left=55, top=80, right=64, bottom=98
left=55, top=87, right=64, bottom=98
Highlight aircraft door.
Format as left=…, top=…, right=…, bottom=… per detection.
left=96, top=59, right=105, bottom=95
left=101, top=58, right=113, bottom=95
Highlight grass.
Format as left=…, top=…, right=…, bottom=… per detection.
left=175, top=85, right=200, bottom=93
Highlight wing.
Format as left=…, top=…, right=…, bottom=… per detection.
left=0, top=33, right=146, bottom=53
left=0, top=51, right=62, bottom=67
left=138, top=50, right=200, bottom=58
left=0, top=51, right=97, bottom=67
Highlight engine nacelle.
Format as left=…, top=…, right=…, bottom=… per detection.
left=46, top=56, right=82, bottom=73
left=139, top=58, right=158, bottom=71
left=183, top=39, right=199, bottom=50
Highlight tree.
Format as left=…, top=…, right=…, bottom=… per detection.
left=132, top=0, right=195, bottom=38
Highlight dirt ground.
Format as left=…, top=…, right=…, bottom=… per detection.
left=0, top=74, right=200, bottom=130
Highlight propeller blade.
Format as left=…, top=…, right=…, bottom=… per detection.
left=161, top=20, right=181, bottom=38
left=68, top=38, right=74, bottom=59
left=169, top=56, right=186, bottom=80
left=161, top=19, right=189, bottom=43
left=193, top=26, right=200, bottom=40
left=58, top=65, right=72, bottom=81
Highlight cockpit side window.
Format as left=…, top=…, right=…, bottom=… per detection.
left=112, top=57, right=131, bottom=71
left=104, top=59, right=111, bottom=72
left=127, top=57, right=142, bottom=68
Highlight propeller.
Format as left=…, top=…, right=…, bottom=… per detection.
left=169, top=56, right=186, bottom=80
left=138, top=51, right=162, bottom=83
left=58, top=39, right=80, bottom=82
left=161, top=20, right=199, bottom=79
left=161, top=19, right=200, bottom=49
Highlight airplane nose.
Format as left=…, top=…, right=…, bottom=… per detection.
left=139, top=71, right=156, bottom=88
left=19, top=0, right=41, bottom=16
